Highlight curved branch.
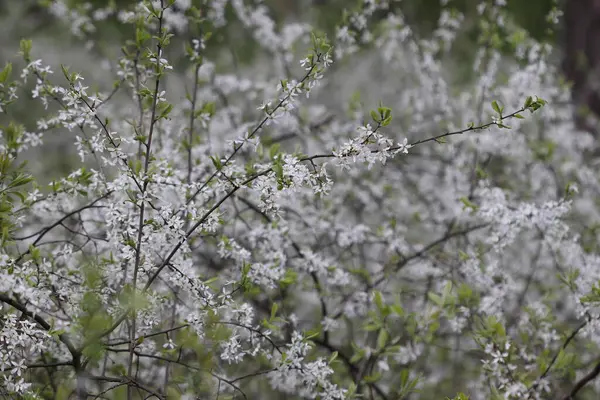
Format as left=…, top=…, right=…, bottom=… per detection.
left=562, top=359, right=600, bottom=400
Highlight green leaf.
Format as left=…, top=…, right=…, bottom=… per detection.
left=347, top=382, right=357, bottom=397
left=364, top=372, right=382, bottom=383
left=158, top=103, right=173, bottom=120
left=491, top=100, right=502, bottom=114
left=20, top=39, right=32, bottom=60
left=269, top=143, right=281, bottom=160
left=374, top=290, right=384, bottom=310
left=364, top=321, right=381, bottom=331
left=304, top=328, right=320, bottom=340
left=279, top=269, right=297, bottom=286
left=328, top=351, right=338, bottom=364
left=270, top=302, right=278, bottom=321
left=0, top=63, right=12, bottom=83
left=428, top=292, right=444, bottom=307
left=382, top=107, right=391, bottom=119
left=448, top=393, right=470, bottom=400
left=60, top=64, right=70, bottom=81
left=370, top=109, right=379, bottom=123
left=460, top=196, right=479, bottom=212
left=10, top=173, right=33, bottom=188
left=391, top=303, right=404, bottom=316
left=350, top=348, right=365, bottom=363
left=442, top=281, right=453, bottom=302
left=210, top=156, right=222, bottom=170
left=82, top=340, right=105, bottom=361
left=376, top=329, right=389, bottom=350
left=381, top=116, right=393, bottom=127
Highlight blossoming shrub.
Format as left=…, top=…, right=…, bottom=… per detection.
left=1, top=0, right=598, bottom=399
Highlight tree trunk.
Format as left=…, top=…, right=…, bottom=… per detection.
left=562, top=0, right=600, bottom=136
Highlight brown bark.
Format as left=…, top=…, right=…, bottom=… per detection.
left=562, top=0, right=600, bottom=135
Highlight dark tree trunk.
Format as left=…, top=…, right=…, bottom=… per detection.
left=562, top=0, right=600, bottom=136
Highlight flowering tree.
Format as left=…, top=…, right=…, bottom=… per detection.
left=2, top=0, right=600, bottom=399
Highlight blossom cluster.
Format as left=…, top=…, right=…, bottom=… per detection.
left=1, top=0, right=599, bottom=399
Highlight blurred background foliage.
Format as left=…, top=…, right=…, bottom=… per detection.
left=0, top=0, right=563, bottom=184
left=0, top=0, right=560, bottom=64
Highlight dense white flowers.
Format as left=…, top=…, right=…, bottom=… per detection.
left=0, top=314, right=49, bottom=395
left=2, top=0, right=600, bottom=399
left=334, top=124, right=412, bottom=169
